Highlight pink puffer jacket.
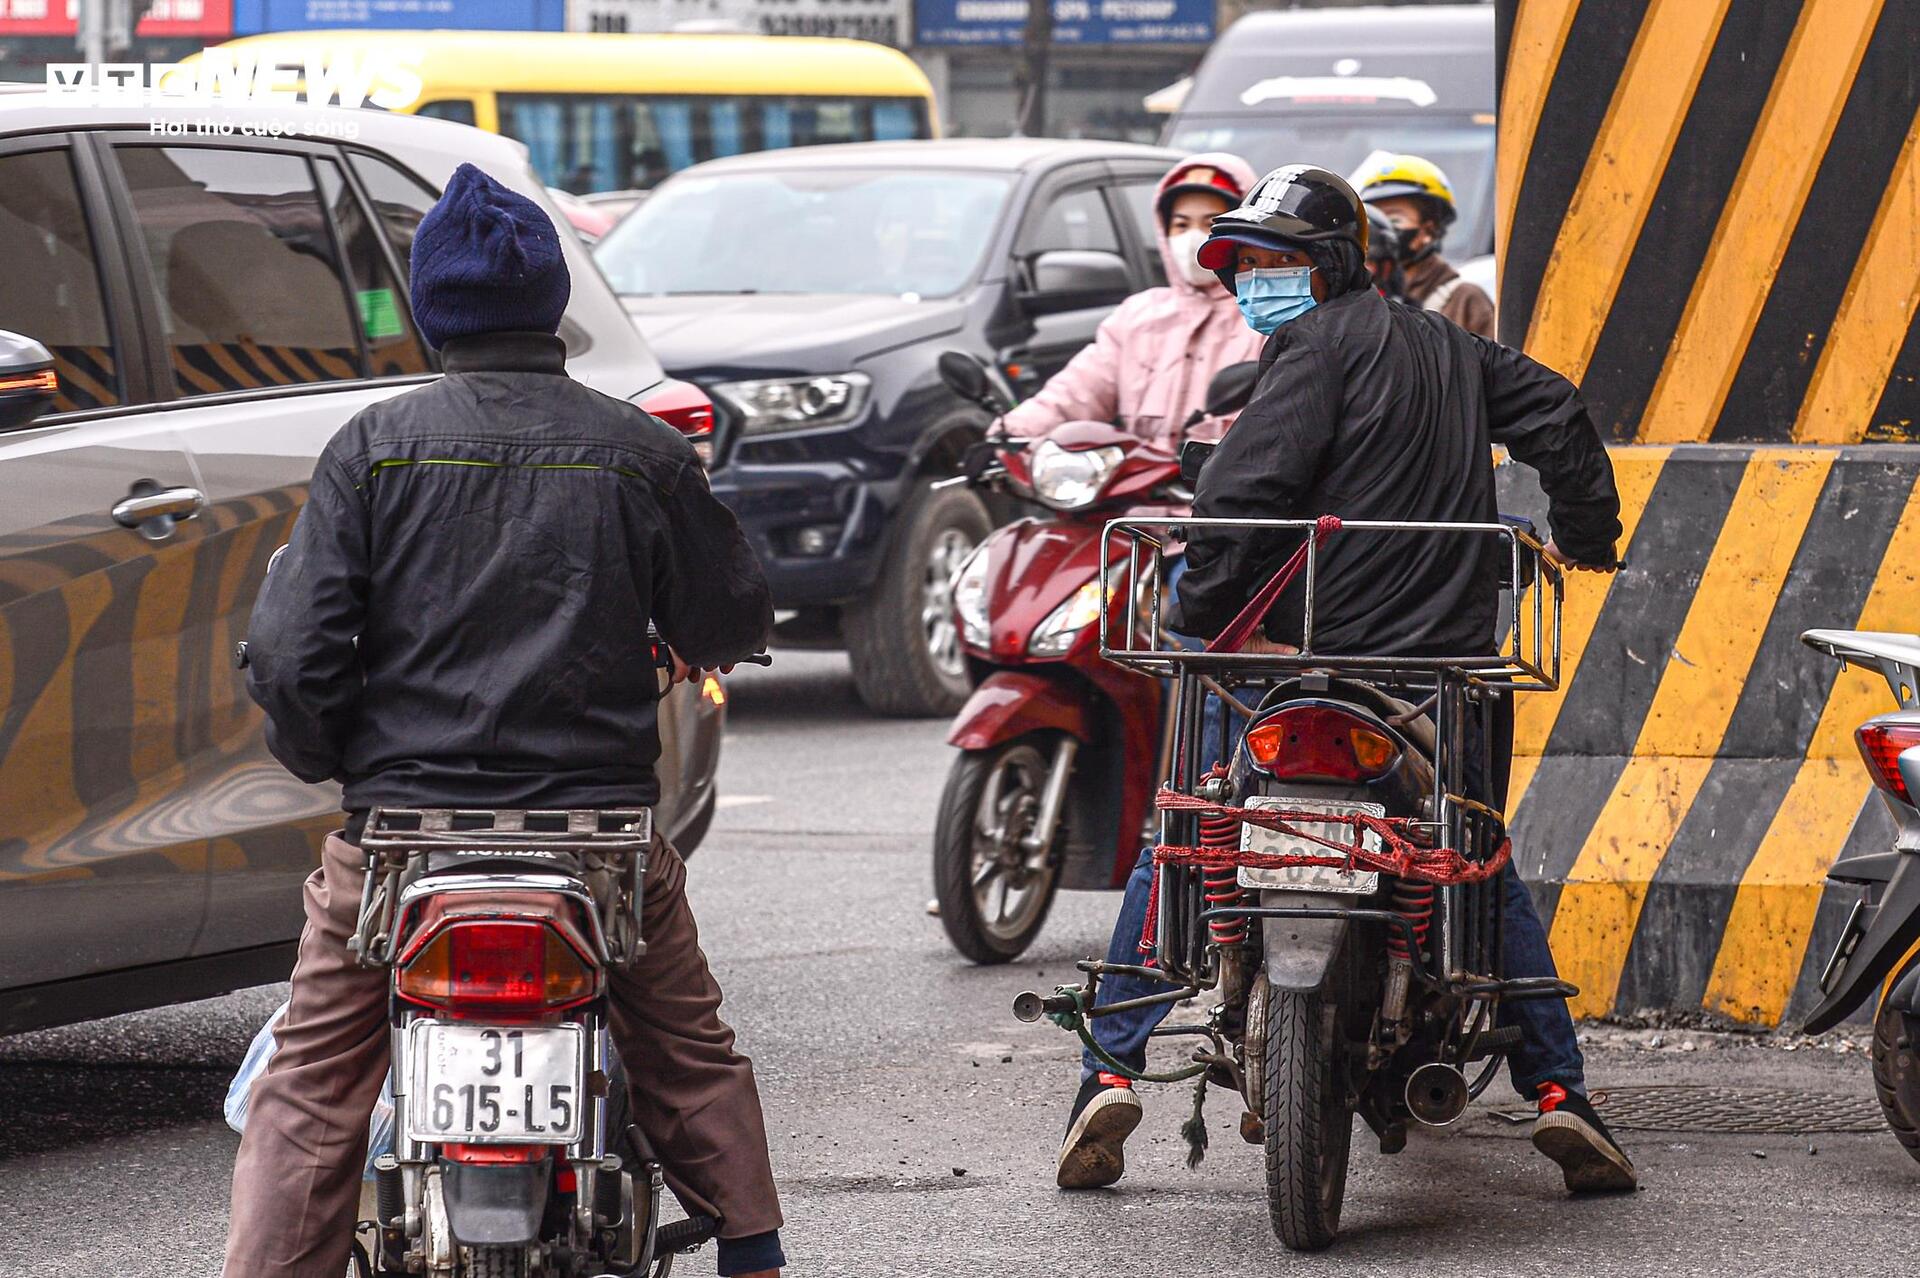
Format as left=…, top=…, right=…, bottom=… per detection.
left=1001, top=153, right=1266, bottom=450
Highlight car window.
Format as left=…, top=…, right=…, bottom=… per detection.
left=347, top=151, right=438, bottom=278
left=415, top=99, right=477, bottom=128
left=315, top=158, right=431, bottom=378
left=1117, top=180, right=1167, bottom=285
left=117, top=145, right=362, bottom=397
left=0, top=148, right=120, bottom=413
left=1022, top=185, right=1121, bottom=256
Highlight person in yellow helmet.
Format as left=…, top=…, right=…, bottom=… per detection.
left=1356, top=154, right=1496, bottom=339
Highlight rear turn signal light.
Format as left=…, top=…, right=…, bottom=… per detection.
left=397, top=920, right=597, bottom=1010
left=1857, top=721, right=1920, bottom=803
left=1244, top=705, right=1400, bottom=782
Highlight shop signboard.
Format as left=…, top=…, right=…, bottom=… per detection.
left=230, top=0, right=565, bottom=33
left=0, top=0, right=233, bottom=36
left=572, top=0, right=910, bottom=48
left=913, top=0, right=1210, bottom=46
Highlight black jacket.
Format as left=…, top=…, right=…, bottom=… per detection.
left=1169, top=289, right=1620, bottom=655
left=245, top=331, right=772, bottom=817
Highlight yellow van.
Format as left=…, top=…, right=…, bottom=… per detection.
left=209, top=29, right=940, bottom=194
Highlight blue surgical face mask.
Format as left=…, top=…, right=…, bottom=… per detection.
left=1235, top=266, right=1318, bottom=335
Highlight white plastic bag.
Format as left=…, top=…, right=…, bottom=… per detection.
left=225, top=1000, right=396, bottom=1179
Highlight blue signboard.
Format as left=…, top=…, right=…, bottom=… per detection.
left=915, top=0, right=1212, bottom=46
left=233, top=0, right=566, bottom=33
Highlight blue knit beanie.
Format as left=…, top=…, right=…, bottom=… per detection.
left=409, top=163, right=571, bottom=349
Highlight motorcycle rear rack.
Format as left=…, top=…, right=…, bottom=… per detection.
left=351, top=807, right=653, bottom=969
left=1097, top=516, right=1564, bottom=691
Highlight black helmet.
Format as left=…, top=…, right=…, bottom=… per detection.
left=1365, top=205, right=1401, bottom=263
left=1196, top=164, right=1368, bottom=279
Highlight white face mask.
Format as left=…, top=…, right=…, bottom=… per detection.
left=1167, top=228, right=1217, bottom=289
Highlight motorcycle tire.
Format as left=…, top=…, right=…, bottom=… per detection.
left=933, top=738, right=1064, bottom=964
left=1872, top=966, right=1920, bottom=1164
left=844, top=482, right=991, bottom=718
left=1263, top=989, right=1353, bottom=1252
left=466, top=1246, right=531, bottom=1278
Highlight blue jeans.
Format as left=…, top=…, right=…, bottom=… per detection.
left=1080, top=709, right=1585, bottom=1100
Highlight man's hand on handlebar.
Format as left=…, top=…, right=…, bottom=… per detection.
left=1543, top=539, right=1619, bottom=574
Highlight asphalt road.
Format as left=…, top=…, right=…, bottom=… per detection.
left=3, top=650, right=1916, bottom=1276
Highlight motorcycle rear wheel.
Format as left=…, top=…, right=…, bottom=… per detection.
left=1262, top=989, right=1353, bottom=1251
left=1872, top=961, right=1920, bottom=1164
left=466, top=1245, right=531, bottom=1278
left=933, top=737, right=1064, bottom=964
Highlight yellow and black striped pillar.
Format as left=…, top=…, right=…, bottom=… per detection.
left=1493, top=0, right=1920, bottom=1027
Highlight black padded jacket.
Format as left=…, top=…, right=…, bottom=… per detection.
left=245, top=331, right=771, bottom=818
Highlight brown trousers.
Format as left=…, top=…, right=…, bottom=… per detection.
left=223, top=833, right=782, bottom=1277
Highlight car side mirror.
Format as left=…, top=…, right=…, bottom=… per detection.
left=0, top=330, right=59, bottom=429
left=1020, top=249, right=1132, bottom=315
left=1204, top=361, right=1262, bottom=418
left=1179, top=439, right=1216, bottom=486
left=937, top=350, right=993, bottom=406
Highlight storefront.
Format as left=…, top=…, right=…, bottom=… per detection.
left=912, top=0, right=1211, bottom=141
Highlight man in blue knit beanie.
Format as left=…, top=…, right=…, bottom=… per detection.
left=226, top=161, right=785, bottom=1278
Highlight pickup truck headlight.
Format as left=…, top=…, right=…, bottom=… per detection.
left=712, top=373, right=871, bottom=436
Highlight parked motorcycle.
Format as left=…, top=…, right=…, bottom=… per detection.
left=1019, top=516, right=1567, bottom=1249
left=1799, top=629, right=1920, bottom=1162
left=928, top=353, right=1259, bottom=963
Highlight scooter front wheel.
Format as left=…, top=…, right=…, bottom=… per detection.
left=933, top=737, right=1065, bottom=964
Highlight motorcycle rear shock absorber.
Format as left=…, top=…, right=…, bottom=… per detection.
left=1387, top=879, right=1434, bottom=962
left=1201, top=810, right=1247, bottom=946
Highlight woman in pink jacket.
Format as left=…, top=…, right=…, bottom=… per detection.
left=1001, top=153, right=1264, bottom=448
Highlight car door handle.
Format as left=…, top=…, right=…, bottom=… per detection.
left=111, top=485, right=206, bottom=530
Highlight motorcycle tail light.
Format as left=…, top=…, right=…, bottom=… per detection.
left=1244, top=704, right=1400, bottom=782
left=1857, top=721, right=1920, bottom=803
left=397, top=920, right=597, bottom=1010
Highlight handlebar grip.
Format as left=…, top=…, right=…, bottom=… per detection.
left=739, top=652, right=773, bottom=667
left=654, top=1214, right=720, bottom=1253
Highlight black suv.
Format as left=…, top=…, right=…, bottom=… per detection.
left=595, top=138, right=1181, bottom=714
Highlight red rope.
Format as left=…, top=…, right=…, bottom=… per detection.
left=1207, top=514, right=1343, bottom=654
left=1153, top=788, right=1510, bottom=885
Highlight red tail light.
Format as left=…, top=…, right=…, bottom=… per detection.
left=396, top=920, right=597, bottom=1010
left=1244, top=704, right=1400, bottom=782
left=640, top=378, right=716, bottom=463
left=1857, top=720, right=1920, bottom=803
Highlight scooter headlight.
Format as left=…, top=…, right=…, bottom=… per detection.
left=1029, top=441, right=1124, bottom=510
left=952, top=544, right=992, bottom=653
left=1029, top=577, right=1108, bottom=657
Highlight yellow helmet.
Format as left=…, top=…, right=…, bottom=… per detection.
left=1354, top=154, right=1457, bottom=228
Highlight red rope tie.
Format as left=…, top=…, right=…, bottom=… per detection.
left=1153, top=788, right=1510, bottom=886
left=1207, top=513, right=1343, bottom=654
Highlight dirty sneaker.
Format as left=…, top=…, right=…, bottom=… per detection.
left=1057, top=1073, right=1142, bottom=1189
left=1532, top=1081, right=1637, bottom=1193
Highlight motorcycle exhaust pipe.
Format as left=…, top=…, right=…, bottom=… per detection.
left=1405, top=1062, right=1470, bottom=1127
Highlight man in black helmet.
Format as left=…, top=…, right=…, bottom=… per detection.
left=1054, top=164, right=1635, bottom=1199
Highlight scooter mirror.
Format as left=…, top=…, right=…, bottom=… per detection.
left=1180, top=439, right=1216, bottom=486
left=937, top=350, right=995, bottom=407
left=1204, top=361, right=1262, bottom=419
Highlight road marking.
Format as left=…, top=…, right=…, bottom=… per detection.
left=1524, top=0, right=1733, bottom=382
left=718, top=795, right=773, bottom=810
left=1637, top=0, right=1884, bottom=443
left=1550, top=449, right=1831, bottom=1017
left=1704, top=470, right=1920, bottom=1023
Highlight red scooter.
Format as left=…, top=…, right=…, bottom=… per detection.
left=929, top=353, right=1258, bottom=962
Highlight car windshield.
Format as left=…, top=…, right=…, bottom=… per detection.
left=594, top=168, right=1012, bottom=299
left=1167, top=116, right=1496, bottom=255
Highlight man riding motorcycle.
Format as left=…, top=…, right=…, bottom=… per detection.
left=999, top=153, right=1265, bottom=449
left=226, top=165, right=785, bottom=1278
left=1354, top=153, right=1495, bottom=338
left=1056, top=164, right=1637, bottom=1199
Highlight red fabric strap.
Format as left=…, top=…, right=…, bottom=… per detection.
left=1205, top=514, right=1342, bottom=654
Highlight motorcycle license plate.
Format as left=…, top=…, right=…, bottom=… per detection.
left=1236, top=797, right=1383, bottom=895
left=404, top=1022, right=585, bottom=1145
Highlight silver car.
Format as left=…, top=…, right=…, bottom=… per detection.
left=0, top=92, right=725, bottom=1035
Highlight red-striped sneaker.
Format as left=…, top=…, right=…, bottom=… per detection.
left=1057, top=1073, right=1142, bottom=1189
left=1532, top=1081, right=1637, bottom=1193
